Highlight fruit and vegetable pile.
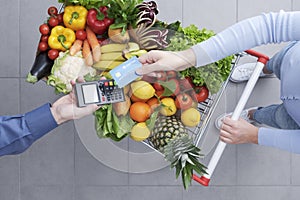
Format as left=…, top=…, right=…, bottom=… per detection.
left=27, top=0, right=234, bottom=189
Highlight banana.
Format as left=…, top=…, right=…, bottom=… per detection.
left=93, top=60, right=124, bottom=70
left=100, top=42, right=140, bottom=53
left=101, top=52, right=126, bottom=61
left=129, top=49, right=148, bottom=57
left=123, top=49, right=148, bottom=60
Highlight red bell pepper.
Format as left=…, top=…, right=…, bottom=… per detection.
left=87, top=6, right=114, bottom=35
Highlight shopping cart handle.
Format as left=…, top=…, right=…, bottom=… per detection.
left=245, top=49, right=269, bottom=64
left=192, top=174, right=210, bottom=186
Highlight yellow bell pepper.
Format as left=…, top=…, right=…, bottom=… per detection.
left=63, top=5, right=88, bottom=31
left=48, top=25, right=76, bottom=51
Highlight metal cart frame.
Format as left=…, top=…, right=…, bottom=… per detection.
left=193, top=49, right=269, bottom=186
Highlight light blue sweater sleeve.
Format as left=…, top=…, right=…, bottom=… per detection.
left=191, top=10, right=300, bottom=153
left=259, top=128, right=300, bottom=153
left=191, top=10, right=300, bottom=66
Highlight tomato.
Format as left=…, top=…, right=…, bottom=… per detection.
left=153, top=82, right=164, bottom=91
left=39, top=24, right=50, bottom=35
left=141, top=75, right=156, bottom=83
left=57, top=13, right=64, bottom=24
left=175, top=93, right=193, bottom=110
left=38, top=41, right=48, bottom=52
left=167, top=70, right=178, bottom=79
left=48, top=16, right=59, bottom=27
left=180, top=77, right=194, bottom=90
left=76, top=30, right=87, bottom=41
left=169, top=78, right=180, bottom=97
left=193, top=86, right=209, bottom=102
left=48, top=49, right=59, bottom=60
left=48, top=6, right=58, bottom=16
left=156, top=71, right=167, bottom=81
left=40, top=35, right=49, bottom=43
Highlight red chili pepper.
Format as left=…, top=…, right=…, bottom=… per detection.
left=86, top=7, right=114, bottom=35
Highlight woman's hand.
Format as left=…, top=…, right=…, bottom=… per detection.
left=50, top=77, right=100, bottom=125
left=219, top=116, right=259, bottom=144
left=136, top=49, right=197, bottom=77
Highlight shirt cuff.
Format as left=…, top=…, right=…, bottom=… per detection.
left=25, top=103, right=58, bottom=141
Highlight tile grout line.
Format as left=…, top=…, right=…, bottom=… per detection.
left=181, top=1, right=184, bottom=199
left=73, top=122, right=76, bottom=200
left=18, top=0, right=22, bottom=199
left=235, top=0, right=239, bottom=190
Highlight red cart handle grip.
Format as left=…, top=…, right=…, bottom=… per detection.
left=192, top=174, right=210, bottom=186
left=245, top=49, right=269, bottom=65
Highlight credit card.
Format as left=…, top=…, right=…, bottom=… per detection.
left=109, top=56, right=142, bottom=88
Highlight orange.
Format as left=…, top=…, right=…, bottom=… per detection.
left=147, top=97, right=160, bottom=113
left=129, top=102, right=151, bottom=122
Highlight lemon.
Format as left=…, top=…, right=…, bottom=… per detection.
left=130, top=122, right=151, bottom=142
left=160, top=98, right=177, bottom=116
left=181, top=108, right=201, bottom=127
left=131, top=80, right=155, bottom=100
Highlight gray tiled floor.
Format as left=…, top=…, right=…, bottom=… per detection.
left=0, top=0, right=298, bottom=199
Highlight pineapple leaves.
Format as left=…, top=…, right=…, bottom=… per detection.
left=175, top=162, right=182, bottom=179
left=163, top=135, right=207, bottom=190
left=182, top=164, right=193, bottom=189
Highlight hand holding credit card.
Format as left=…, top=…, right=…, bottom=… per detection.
left=109, top=56, right=142, bottom=88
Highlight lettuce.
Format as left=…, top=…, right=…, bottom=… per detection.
left=165, top=23, right=234, bottom=94
left=94, top=104, right=134, bottom=141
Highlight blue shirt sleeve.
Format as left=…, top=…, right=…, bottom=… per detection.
left=0, top=103, right=58, bottom=156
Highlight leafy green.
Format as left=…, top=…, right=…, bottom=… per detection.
left=197, top=63, right=223, bottom=94
left=117, top=115, right=135, bottom=138
left=58, top=0, right=108, bottom=9
left=159, top=80, right=176, bottom=97
left=107, top=0, right=143, bottom=32
left=165, top=22, right=234, bottom=94
left=146, top=109, right=159, bottom=131
left=94, top=104, right=134, bottom=141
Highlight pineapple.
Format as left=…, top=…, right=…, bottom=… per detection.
left=149, top=115, right=207, bottom=189
left=149, top=115, right=187, bottom=152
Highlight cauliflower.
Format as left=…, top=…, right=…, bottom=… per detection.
left=47, top=51, right=96, bottom=94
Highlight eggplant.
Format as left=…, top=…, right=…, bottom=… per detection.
left=26, top=51, right=54, bottom=83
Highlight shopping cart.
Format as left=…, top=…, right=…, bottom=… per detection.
left=142, top=49, right=269, bottom=186
left=192, top=49, right=269, bottom=186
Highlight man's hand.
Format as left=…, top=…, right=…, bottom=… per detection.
left=50, top=77, right=100, bottom=125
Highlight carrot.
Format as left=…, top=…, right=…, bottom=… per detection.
left=82, top=39, right=93, bottom=66
left=69, top=39, right=83, bottom=56
left=86, top=26, right=101, bottom=62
